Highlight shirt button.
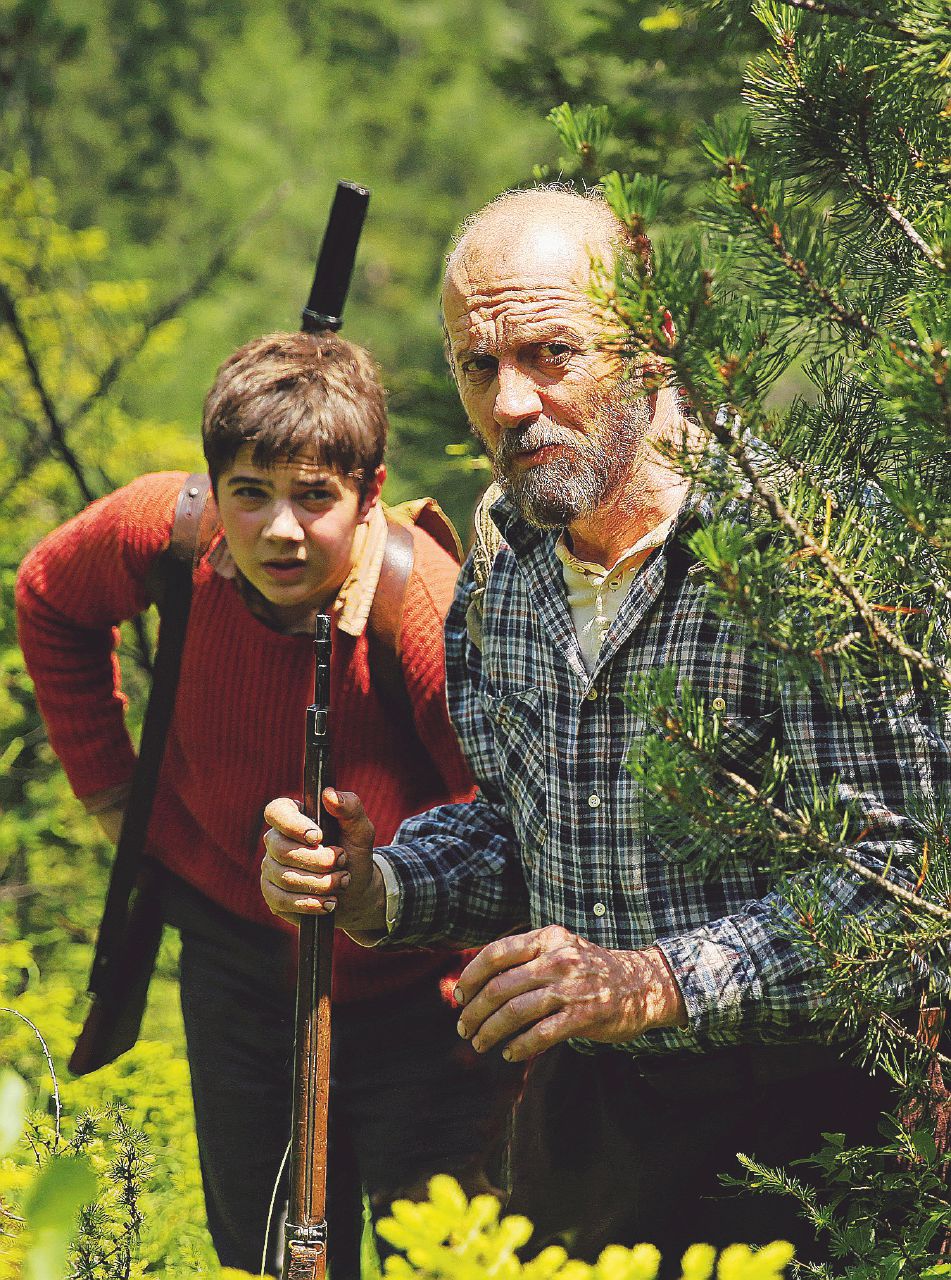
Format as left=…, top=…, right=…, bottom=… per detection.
left=609, top=577, right=622, bottom=589
left=587, top=793, right=602, bottom=809
left=712, top=696, right=726, bottom=712
left=593, top=902, right=607, bottom=917
left=586, top=688, right=599, bottom=701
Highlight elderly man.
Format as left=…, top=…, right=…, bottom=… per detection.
left=262, top=188, right=943, bottom=1268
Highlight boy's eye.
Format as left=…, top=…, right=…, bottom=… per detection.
left=233, top=484, right=268, bottom=500
left=297, top=487, right=334, bottom=504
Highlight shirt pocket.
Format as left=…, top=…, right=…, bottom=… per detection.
left=647, top=702, right=780, bottom=869
left=480, top=685, right=548, bottom=868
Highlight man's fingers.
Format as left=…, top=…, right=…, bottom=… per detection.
left=322, top=789, right=376, bottom=855
left=465, top=988, right=561, bottom=1055
left=260, top=852, right=345, bottom=920
left=262, top=859, right=351, bottom=897
left=454, top=931, right=545, bottom=1005
left=496, top=1011, right=575, bottom=1063
left=456, top=956, right=551, bottom=1040
left=263, top=796, right=320, bottom=844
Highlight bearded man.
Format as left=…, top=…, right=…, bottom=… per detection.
left=260, top=188, right=945, bottom=1271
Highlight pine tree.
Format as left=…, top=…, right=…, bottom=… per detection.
left=554, top=0, right=949, bottom=1271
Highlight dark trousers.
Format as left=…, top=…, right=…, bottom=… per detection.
left=165, top=877, right=518, bottom=1276
left=507, top=1041, right=892, bottom=1276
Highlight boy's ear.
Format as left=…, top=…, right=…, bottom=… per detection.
left=359, top=465, right=386, bottom=520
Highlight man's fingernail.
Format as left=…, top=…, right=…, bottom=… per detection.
left=341, top=873, right=352, bottom=888
left=472, top=1038, right=482, bottom=1053
left=336, top=852, right=348, bottom=868
left=453, top=987, right=464, bottom=1005
left=502, top=1048, right=513, bottom=1062
left=325, top=789, right=339, bottom=805
left=456, top=1019, right=468, bottom=1039
left=324, top=899, right=336, bottom=911
left=305, top=829, right=320, bottom=845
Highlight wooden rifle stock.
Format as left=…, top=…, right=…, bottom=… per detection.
left=284, top=614, right=335, bottom=1279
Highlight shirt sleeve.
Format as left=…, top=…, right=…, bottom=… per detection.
left=15, top=473, right=184, bottom=799
left=375, top=554, right=531, bottom=948
left=652, top=672, right=950, bottom=1042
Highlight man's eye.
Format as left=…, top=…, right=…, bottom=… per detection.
left=539, top=343, right=575, bottom=365
left=233, top=485, right=267, bottom=500
left=299, top=489, right=333, bottom=504
left=460, top=355, right=497, bottom=379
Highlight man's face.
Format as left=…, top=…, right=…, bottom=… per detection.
left=215, top=444, right=383, bottom=626
left=442, top=218, right=650, bottom=528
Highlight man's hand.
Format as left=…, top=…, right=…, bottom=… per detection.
left=454, top=924, right=688, bottom=1062
left=261, top=789, right=386, bottom=939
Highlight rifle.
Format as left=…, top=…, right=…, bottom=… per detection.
left=283, top=182, right=369, bottom=1280
left=284, top=614, right=335, bottom=1279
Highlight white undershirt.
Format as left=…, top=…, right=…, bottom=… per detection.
left=555, top=515, right=677, bottom=673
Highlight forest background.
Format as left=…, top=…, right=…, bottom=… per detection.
left=0, top=3, right=760, bottom=1272
left=5, top=0, right=947, bottom=1277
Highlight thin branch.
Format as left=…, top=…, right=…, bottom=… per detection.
left=0, top=1009, right=61, bottom=1145
left=64, top=180, right=293, bottom=433
left=851, top=172, right=944, bottom=269
left=880, top=1011, right=951, bottom=1069
left=683, top=389, right=951, bottom=692
left=709, top=752, right=951, bottom=924
left=2, top=181, right=293, bottom=505
left=776, top=0, right=930, bottom=44
left=0, top=283, right=97, bottom=504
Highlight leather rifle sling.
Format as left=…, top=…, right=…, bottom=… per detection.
left=366, top=518, right=417, bottom=721
left=70, top=474, right=213, bottom=1074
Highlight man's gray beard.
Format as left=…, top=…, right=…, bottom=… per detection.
left=488, top=392, right=651, bottom=530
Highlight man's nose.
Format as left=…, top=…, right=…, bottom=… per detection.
left=493, top=362, right=543, bottom=429
left=263, top=501, right=304, bottom=541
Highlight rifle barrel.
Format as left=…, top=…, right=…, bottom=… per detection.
left=301, top=181, right=370, bottom=332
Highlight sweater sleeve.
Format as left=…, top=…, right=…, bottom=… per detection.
left=397, top=527, right=476, bottom=802
left=15, top=472, right=186, bottom=799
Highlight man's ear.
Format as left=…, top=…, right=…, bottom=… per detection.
left=359, top=465, right=386, bottom=521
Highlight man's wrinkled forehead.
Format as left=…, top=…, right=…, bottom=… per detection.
left=442, top=214, right=617, bottom=347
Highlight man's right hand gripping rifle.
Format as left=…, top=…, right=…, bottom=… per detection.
left=262, top=791, right=388, bottom=943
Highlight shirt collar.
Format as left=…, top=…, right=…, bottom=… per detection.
left=489, top=484, right=711, bottom=569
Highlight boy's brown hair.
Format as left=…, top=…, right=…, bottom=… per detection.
left=202, top=331, right=387, bottom=496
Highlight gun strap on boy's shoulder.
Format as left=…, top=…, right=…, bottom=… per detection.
left=72, top=472, right=213, bottom=1075
left=366, top=509, right=462, bottom=731
left=86, top=473, right=214, bottom=999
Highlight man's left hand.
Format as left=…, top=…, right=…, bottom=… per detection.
left=454, top=925, right=687, bottom=1062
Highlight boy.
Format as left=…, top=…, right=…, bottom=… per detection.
left=16, top=331, right=512, bottom=1274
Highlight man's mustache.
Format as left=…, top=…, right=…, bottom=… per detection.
left=493, top=422, right=577, bottom=469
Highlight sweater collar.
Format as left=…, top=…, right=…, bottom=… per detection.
left=208, top=502, right=388, bottom=638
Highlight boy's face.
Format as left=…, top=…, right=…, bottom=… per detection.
left=215, top=444, right=384, bottom=627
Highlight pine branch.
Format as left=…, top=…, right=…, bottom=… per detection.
left=709, top=752, right=951, bottom=924
left=774, top=0, right=930, bottom=44
left=880, top=1011, right=951, bottom=1068
left=680, top=386, right=951, bottom=692
left=850, top=173, right=945, bottom=270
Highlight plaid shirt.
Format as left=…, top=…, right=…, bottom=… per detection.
left=380, top=489, right=949, bottom=1057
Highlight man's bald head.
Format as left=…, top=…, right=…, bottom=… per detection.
left=445, top=186, right=640, bottom=291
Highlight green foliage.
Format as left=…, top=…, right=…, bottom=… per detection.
left=378, top=1176, right=796, bottom=1280
left=553, top=0, right=951, bottom=1272
left=0, top=938, right=218, bottom=1277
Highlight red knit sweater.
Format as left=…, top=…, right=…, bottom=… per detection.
left=16, top=472, right=475, bottom=1003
